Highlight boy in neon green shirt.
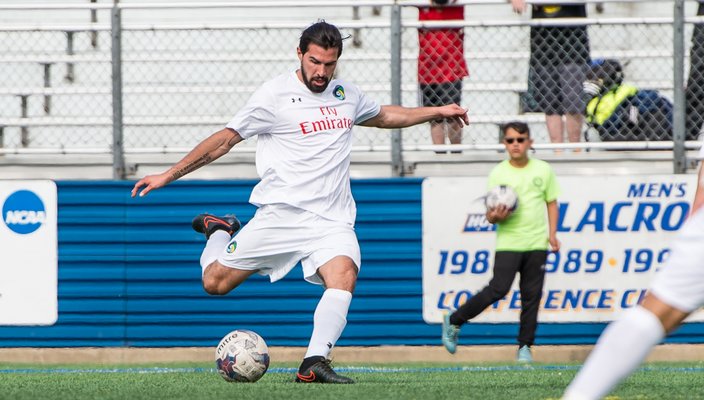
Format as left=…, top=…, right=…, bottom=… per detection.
left=442, top=121, right=560, bottom=362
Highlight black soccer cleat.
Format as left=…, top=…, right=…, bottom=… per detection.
left=191, top=213, right=241, bottom=239
left=295, top=357, right=354, bottom=384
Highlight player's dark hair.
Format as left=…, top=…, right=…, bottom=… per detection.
left=299, top=20, right=345, bottom=58
left=500, top=121, right=531, bottom=138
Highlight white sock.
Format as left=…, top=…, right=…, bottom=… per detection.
left=563, top=306, right=665, bottom=400
left=304, top=288, right=352, bottom=359
left=199, top=230, right=230, bottom=274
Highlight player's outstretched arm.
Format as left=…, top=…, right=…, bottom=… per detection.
left=359, top=104, right=469, bottom=129
left=131, top=128, right=243, bottom=198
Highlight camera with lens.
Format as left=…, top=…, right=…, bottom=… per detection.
left=432, top=0, right=450, bottom=5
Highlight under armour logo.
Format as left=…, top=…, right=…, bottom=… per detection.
left=292, top=97, right=302, bottom=103
left=326, top=342, right=333, bottom=349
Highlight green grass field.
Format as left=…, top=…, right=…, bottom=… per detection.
left=1, top=362, right=703, bottom=400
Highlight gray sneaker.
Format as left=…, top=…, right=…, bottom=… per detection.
left=517, top=345, right=532, bottom=363
left=441, top=312, right=460, bottom=354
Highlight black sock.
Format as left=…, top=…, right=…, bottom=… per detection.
left=299, top=355, right=325, bottom=372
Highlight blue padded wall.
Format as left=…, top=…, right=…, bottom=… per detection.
left=0, top=179, right=702, bottom=347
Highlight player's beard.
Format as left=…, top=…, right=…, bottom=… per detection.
left=300, top=64, right=330, bottom=93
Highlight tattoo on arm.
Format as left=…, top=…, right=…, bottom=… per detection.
left=170, top=154, right=212, bottom=180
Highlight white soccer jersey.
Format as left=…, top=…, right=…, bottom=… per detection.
left=226, top=71, right=381, bottom=225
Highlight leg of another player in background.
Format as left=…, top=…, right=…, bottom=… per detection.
left=562, top=294, right=688, bottom=400
left=450, top=252, right=521, bottom=325
left=564, top=209, right=704, bottom=399
left=517, top=251, right=547, bottom=349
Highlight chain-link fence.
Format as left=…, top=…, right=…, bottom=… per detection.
left=0, top=2, right=113, bottom=150
left=0, top=1, right=701, bottom=176
left=402, top=12, right=683, bottom=146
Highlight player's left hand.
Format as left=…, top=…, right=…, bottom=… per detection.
left=440, top=104, right=469, bottom=127
left=549, top=236, right=561, bottom=252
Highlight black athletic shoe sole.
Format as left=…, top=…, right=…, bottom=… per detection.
left=191, top=213, right=241, bottom=239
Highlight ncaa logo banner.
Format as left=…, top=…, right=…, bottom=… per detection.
left=422, top=175, right=704, bottom=324
left=0, top=180, right=58, bottom=325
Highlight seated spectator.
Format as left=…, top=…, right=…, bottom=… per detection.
left=583, top=59, right=673, bottom=142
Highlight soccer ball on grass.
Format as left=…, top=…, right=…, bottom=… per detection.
left=215, top=329, right=270, bottom=382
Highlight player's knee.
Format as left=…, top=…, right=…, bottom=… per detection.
left=202, top=276, right=228, bottom=295
left=340, top=265, right=358, bottom=281
left=323, top=266, right=358, bottom=292
left=337, top=269, right=358, bottom=291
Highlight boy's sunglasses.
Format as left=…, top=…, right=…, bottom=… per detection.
left=504, top=137, right=527, bottom=144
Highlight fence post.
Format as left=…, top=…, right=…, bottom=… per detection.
left=65, top=31, right=75, bottom=82
left=673, top=0, right=686, bottom=174
left=111, top=0, right=126, bottom=180
left=390, top=3, right=404, bottom=177
left=41, top=62, right=52, bottom=114
left=19, top=95, right=29, bottom=147
left=352, top=6, right=362, bottom=47
left=90, top=0, right=99, bottom=49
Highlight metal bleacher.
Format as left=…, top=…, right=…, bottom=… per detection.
left=0, top=0, right=700, bottom=180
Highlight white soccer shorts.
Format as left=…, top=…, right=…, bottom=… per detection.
left=649, top=208, right=704, bottom=313
left=217, top=203, right=361, bottom=284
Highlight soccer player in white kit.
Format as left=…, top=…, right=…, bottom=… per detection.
left=131, top=21, right=469, bottom=384
left=562, top=142, right=704, bottom=399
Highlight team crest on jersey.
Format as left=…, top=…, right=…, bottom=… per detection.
left=333, top=85, right=345, bottom=100
left=226, top=241, right=237, bottom=254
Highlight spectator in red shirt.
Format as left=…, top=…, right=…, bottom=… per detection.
left=418, top=0, right=469, bottom=152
